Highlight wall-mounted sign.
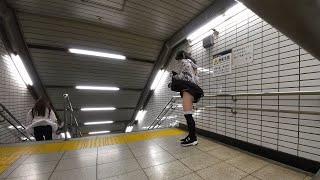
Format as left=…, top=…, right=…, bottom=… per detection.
left=232, top=42, right=254, bottom=67
left=212, top=49, right=232, bottom=77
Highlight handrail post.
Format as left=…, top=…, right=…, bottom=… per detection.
left=62, top=94, right=82, bottom=139
left=63, top=94, right=68, bottom=141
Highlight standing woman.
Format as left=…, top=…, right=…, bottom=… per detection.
left=169, top=50, right=204, bottom=146
left=26, top=98, right=58, bottom=141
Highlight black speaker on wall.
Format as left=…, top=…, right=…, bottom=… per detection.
left=202, top=34, right=214, bottom=48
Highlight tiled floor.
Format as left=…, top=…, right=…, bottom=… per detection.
left=0, top=134, right=313, bottom=180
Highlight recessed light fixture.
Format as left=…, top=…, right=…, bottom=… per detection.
left=81, top=107, right=116, bottom=111
left=76, top=86, right=120, bottom=91
left=8, top=125, right=22, bottom=129
left=84, top=121, right=114, bottom=125
left=10, top=54, right=33, bottom=86
left=69, top=48, right=126, bottom=60
left=135, top=110, right=147, bottom=122
left=88, top=130, right=110, bottom=135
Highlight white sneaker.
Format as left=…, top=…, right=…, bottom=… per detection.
left=180, top=137, right=198, bottom=147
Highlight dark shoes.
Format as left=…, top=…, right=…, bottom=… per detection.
left=180, top=137, right=198, bottom=147
left=180, top=135, right=189, bottom=142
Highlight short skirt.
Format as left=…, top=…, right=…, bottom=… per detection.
left=169, top=78, right=204, bottom=103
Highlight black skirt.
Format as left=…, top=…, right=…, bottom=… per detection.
left=169, top=78, right=204, bottom=103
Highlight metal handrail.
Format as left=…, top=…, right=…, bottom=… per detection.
left=202, top=90, right=320, bottom=98
left=0, top=103, right=32, bottom=141
left=148, top=90, right=320, bottom=130
left=204, top=106, right=320, bottom=116
left=148, top=97, right=178, bottom=130
left=63, top=94, right=82, bottom=139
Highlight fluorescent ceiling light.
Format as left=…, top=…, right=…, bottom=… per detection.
left=125, top=126, right=133, bottom=133
left=69, top=48, right=126, bottom=60
left=76, top=86, right=120, bottom=91
left=187, top=2, right=246, bottom=42
left=10, top=54, right=33, bottom=86
left=84, top=121, right=114, bottom=125
left=8, top=125, right=22, bottom=129
left=150, top=70, right=167, bottom=90
left=135, top=110, right=147, bottom=121
left=189, top=30, right=214, bottom=46
left=81, top=107, right=116, bottom=111
left=61, top=131, right=71, bottom=139
left=88, top=130, right=110, bottom=135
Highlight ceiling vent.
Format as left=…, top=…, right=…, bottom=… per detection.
left=82, top=0, right=126, bottom=11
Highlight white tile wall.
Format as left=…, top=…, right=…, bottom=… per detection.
left=141, top=6, right=320, bottom=162
left=0, top=38, right=34, bottom=144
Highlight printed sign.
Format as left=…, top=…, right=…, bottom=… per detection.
left=212, top=50, right=232, bottom=77
left=232, top=42, right=254, bottom=67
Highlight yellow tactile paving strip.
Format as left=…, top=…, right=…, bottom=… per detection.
left=0, top=128, right=185, bottom=175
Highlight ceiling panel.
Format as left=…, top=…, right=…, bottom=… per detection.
left=47, top=88, right=140, bottom=109
left=18, top=13, right=162, bottom=61
left=56, top=111, right=130, bottom=134
left=8, top=0, right=213, bottom=40
left=56, top=110, right=133, bottom=123
left=30, top=49, right=153, bottom=88
left=80, top=122, right=128, bottom=134
left=78, top=109, right=134, bottom=122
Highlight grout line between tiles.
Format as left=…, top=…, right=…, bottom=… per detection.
left=127, top=142, right=150, bottom=180
left=96, top=147, right=98, bottom=180
left=48, top=151, right=65, bottom=180
left=157, top=137, right=205, bottom=180
left=2, top=155, right=30, bottom=180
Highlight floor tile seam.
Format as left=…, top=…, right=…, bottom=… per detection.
left=53, top=163, right=98, bottom=174
left=62, top=154, right=98, bottom=160
left=20, top=159, right=62, bottom=166
left=1, top=155, right=29, bottom=179
left=96, top=145, right=98, bottom=180
left=194, top=159, right=252, bottom=178
left=245, top=162, right=287, bottom=180
left=216, top=159, right=251, bottom=176
left=126, top=143, right=150, bottom=180
left=178, top=156, right=218, bottom=177
left=1, top=131, right=183, bottom=178
left=98, top=168, right=145, bottom=180
left=239, top=174, right=263, bottom=180
left=198, top=137, right=312, bottom=177
left=4, top=172, right=52, bottom=180
left=139, top=157, right=177, bottom=169
left=156, top=141, right=197, bottom=179
left=231, top=160, right=269, bottom=179
left=48, top=151, right=65, bottom=180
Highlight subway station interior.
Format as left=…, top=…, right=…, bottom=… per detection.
left=1, top=0, right=320, bottom=179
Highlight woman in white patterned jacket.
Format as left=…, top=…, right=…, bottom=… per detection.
left=169, top=50, right=203, bottom=146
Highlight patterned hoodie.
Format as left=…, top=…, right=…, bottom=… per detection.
left=173, top=59, right=200, bottom=85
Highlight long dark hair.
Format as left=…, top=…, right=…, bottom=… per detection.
left=32, top=98, right=49, bottom=117
left=175, top=50, right=196, bottom=64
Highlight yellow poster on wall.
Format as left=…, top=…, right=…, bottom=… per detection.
left=212, top=50, right=232, bottom=77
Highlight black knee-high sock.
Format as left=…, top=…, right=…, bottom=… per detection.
left=184, top=114, right=196, bottom=140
